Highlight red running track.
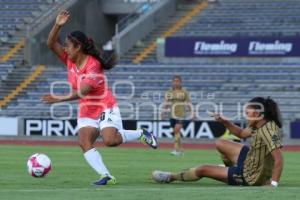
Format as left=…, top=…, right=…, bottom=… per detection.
left=0, top=139, right=299, bottom=152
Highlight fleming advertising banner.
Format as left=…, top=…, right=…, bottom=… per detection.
left=165, top=36, right=300, bottom=57
left=290, top=121, right=300, bottom=139
left=24, top=119, right=231, bottom=139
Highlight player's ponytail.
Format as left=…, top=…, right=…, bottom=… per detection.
left=248, top=96, right=282, bottom=128
left=67, top=31, right=117, bottom=70
left=84, top=38, right=117, bottom=70
left=264, top=97, right=282, bottom=128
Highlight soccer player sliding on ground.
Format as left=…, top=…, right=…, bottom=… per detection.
left=153, top=97, right=283, bottom=187
left=42, top=10, right=157, bottom=186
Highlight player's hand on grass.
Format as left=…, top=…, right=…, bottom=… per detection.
left=263, top=180, right=273, bottom=187
left=263, top=183, right=277, bottom=188
left=41, top=94, right=61, bottom=104
left=56, top=10, right=70, bottom=26
left=266, top=180, right=279, bottom=188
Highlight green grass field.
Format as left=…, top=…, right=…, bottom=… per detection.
left=0, top=145, right=299, bottom=200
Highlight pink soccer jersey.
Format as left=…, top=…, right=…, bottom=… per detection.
left=60, top=52, right=117, bottom=119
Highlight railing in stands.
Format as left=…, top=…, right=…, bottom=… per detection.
left=0, top=38, right=25, bottom=63
left=0, top=65, right=45, bottom=109
left=132, top=1, right=208, bottom=63
left=115, top=0, right=159, bottom=34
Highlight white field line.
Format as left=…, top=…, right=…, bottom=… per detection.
left=0, top=187, right=299, bottom=193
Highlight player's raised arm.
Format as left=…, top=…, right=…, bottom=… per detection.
left=208, top=112, right=251, bottom=139
left=47, top=10, right=70, bottom=58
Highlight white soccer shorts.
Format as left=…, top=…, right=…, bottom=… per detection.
left=77, top=117, right=99, bottom=130
left=99, top=106, right=123, bottom=131
left=77, top=107, right=123, bottom=131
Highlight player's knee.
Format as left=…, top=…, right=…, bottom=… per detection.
left=78, top=138, right=92, bottom=152
left=196, top=165, right=209, bottom=176
left=215, top=139, right=226, bottom=150
left=103, top=138, right=118, bottom=147
left=174, top=125, right=182, bottom=133
left=174, top=128, right=180, bottom=133
left=101, top=128, right=122, bottom=147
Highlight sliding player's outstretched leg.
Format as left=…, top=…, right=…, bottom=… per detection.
left=152, top=165, right=228, bottom=184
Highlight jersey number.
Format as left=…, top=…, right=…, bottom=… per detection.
left=100, top=112, right=105, bottom=121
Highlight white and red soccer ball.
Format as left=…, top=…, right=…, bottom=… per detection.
left=27, top=153, right=52, bottom=177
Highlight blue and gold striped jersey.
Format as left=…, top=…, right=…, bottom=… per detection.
left=243, top=121, right=283, bottom=186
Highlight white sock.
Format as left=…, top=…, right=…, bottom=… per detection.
left=119, top=129, right=143, bottom=143
left=84, top=148, right=111, bottom=177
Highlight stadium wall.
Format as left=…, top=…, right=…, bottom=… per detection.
left=23, top=119, right=228, bottom=138
left=114, top=0, right=176, bottom=56
left=0, top=117, right=18, bottom=136
left=1, top=117, right=299, bottom=144
left=102, top=0, right=160, bottom=14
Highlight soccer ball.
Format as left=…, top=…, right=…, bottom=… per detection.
left=27, top=153, right=52, bottom=177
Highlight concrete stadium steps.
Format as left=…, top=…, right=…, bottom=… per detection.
left=120, top=1, right=204, bottom=63
left=0, top=0, right=68, bottom=63
left=121, top=21, right=182, bottom=62
left=0, top=66, right=37, bottom=99
left=0, top=1, right=69, bottom=105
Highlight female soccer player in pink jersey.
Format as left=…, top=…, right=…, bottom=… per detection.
left=42, top=10, right=157, bottom=185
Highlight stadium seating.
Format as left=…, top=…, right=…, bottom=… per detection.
left=0, top=0, right=60, bottom=43
left=1, top=0, right=300, bottom=124
left=0, top=63, right=14, bottom=80
left=0, top=0, right=68, bottom=99
left=175, top=0, right=300, bottom=37
left=0, top=0, right=68, bottom=60
left=122, top=0, right=300, bottom=62
left=1, top=61, right=300, bottom=121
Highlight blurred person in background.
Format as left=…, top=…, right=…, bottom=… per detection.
left=161, top=75, right=193, bottom=156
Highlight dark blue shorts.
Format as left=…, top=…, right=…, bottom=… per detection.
left=228, top=145, right=249, bottom=186
left=170, top=118, right=185, bottom=128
